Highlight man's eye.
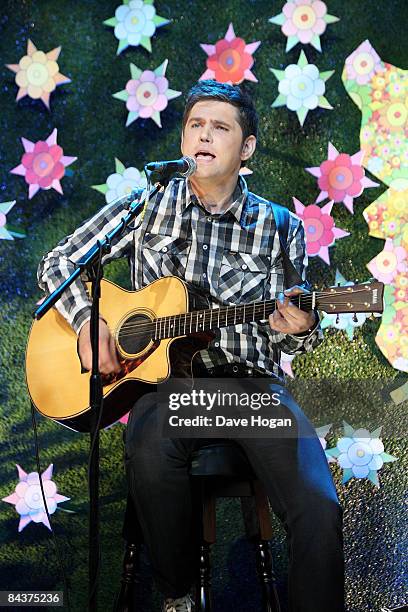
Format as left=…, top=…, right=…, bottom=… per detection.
left=217, top=125, right=228, bottom=131
left=191, top=123, right=200, bottom=128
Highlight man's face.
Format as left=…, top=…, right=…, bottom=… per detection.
left=181, top=100, right=256, bottom=182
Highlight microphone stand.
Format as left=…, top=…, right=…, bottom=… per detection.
left=33, top=179, right=163, bottom=611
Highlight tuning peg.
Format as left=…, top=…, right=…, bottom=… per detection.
left=336, top=314, right=340, bottom=324
left=353, top=313, right=358, bottom=323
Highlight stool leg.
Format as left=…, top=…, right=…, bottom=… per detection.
left=196, top=485, right=215, bottom=612
left=244, top=482, right=281, bottom=612
left=196, top=542, right=213, bottom=612
left=255, top=539, right=281, bottom=612
left=113, top=542, right=141, bottom=612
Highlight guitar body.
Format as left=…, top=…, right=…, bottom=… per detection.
left=26, top=277, right=212, bottom=432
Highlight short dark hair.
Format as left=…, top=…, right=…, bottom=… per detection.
left=182, top=80, right=258, bottom=141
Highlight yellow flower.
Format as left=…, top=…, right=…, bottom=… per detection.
left=372, top=74, right=387, bottom=90
left=378, top=97, right=408, bottom=132
left=6, top=39, right=70, bottom=109
left=387, top=189, right=408, bottom=213
left=16, top=51, right=59, bottom=98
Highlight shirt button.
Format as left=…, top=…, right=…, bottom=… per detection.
left=207, top=217, right=212, bottom=222
left=203, top=244, right=208, bottom=250
left=162, top=246, right=168, bottom=253
left=242, top=264, right=248, bottom=270
left=202, top=272, right=207, bottom=278
left=214, top=342, right=220, bottom=347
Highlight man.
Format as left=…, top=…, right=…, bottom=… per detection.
left=38, top=81, right=344, bottom=611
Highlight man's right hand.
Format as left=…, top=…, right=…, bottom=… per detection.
left=78, top=318, right=121, bottom=375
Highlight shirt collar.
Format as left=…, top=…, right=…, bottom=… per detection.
left=176, top=175, right=249, bottom=226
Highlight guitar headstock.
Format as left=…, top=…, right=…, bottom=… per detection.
left=316, top=281, right=384, bottom=314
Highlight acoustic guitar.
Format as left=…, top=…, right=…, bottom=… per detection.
left=25, top=276, right=384, bottom=432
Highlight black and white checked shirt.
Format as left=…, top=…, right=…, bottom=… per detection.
left=37, top=176, right=322, bottom=379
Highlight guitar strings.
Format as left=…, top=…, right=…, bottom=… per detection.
left=117, top=291, right=376, bottom=336
left=116, top=295, right=376, bottom=339
left=117, top=287, right=374, bottom=333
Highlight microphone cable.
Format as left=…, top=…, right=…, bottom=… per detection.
left=30, top=401, right=72, bottom=612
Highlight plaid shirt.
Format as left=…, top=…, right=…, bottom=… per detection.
left=37, top=176, right=322, bottom=379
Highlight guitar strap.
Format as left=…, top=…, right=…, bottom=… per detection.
left=270, top=201, right=309, bottom=291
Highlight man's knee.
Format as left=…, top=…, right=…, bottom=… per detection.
left=297, top=495, right=343, bottom=540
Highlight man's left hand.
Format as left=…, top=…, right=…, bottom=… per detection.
left=269, top=286, right=316, bottom=335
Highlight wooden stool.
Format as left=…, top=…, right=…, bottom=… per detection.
left=115, top=441, right=280, bottom=612
left=191, top=441, right=280, bottom=612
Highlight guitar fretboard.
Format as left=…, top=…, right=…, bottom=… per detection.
left=152, top=294, right=306, bottom=339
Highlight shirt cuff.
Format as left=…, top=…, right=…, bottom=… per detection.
left=288, top=311, right=320, bottom=340
left=72, top=307, right=92, bottom=336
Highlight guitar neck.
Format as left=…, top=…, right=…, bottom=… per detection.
left=152, top=281, right=384, bottom=339
left=154, top=297, right=282, bottom=339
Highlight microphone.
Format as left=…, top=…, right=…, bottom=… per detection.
left=145, top=155, right=197, bottom=178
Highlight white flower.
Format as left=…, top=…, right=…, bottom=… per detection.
left=326, top=422, right=397, bottom=486
left=278, top=63, right=325, bottom=111
left=2, top=464, right=69, bottom=532
left=337, top=429, right=384, bottom=478
left=105, top=166, right=147, bottom=204
left=114, top=0, right=156, bottom=46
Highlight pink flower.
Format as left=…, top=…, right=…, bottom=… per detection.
left=200, top=23, right=260, bottom=85
left=113, top=60, right=181, bottom=128
left=10, top=128, right=76, bottom=199
left=306, top=142, right=378, bottom=213
left=126, top=72, right=169, bottom=118
left=367, top=239, right=407, bottom=285
left=293, top=198, right=350, bottom=265
left=282, top=0, right=327, bottom=44
left=318, top=153, right=363, bottom=200
left=345, top=40, right=383, bottom=85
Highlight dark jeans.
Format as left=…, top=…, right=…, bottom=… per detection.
left=124, top=368, right=344, bottom=611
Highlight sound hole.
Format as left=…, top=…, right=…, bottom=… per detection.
left=118, top=314, right=153, bottom=356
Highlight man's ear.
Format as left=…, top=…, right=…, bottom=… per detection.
left=241, top=135, right=256, bottom=162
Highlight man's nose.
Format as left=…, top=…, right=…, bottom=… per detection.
left=199, top=126, right=212, bottom=142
